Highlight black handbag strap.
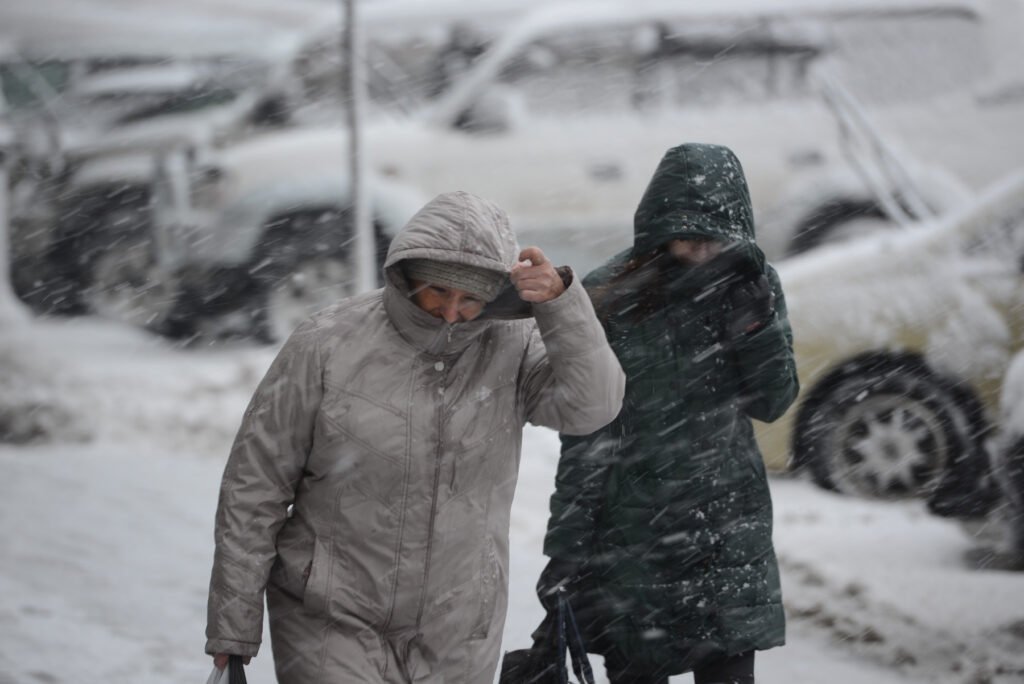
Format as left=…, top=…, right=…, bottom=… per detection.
left=557, top=590, right=595, bottom=684
left=555, top=593, right=569, bottom=684
left=228, top=655, right=248, bottom=684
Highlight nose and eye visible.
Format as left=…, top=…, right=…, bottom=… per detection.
left=668, top=237, right=726, bottom=266
left=409, top=280, right=486, bottom=323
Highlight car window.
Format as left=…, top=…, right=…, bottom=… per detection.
left=114, top=86, right=239, bottom=124
left=297, top=32, right=483, bottom=116
left=367, top=37, right=458, bottom=110
left=0, top=60, right=71, bottom=110
left=644, top=20, right=819, bottom=109
left=495, top=26, right=641, bottom=113
left=466, top=6, right=988, bottom=121
left=484, top=19, right=820, bottom=117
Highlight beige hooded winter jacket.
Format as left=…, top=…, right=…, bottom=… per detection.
left=206, top=191, right=625, bottom=683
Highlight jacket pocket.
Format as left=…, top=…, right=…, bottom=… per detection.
left=469, top=539, right=499, bottom=640
left=269, top=519, right=315, bottom=600
left=302, top=536, right=333, bottom=617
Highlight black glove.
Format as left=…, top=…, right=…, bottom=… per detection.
left=724, top=271, right=775, bottom=340
left=536, top=558, right=583, bottom=611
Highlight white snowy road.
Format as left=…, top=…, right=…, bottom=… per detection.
left=1, top=320, right=1022, bottom=683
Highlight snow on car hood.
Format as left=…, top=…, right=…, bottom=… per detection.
left=778, top=170, right=1024, bottom=386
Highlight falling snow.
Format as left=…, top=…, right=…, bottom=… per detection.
left=2, top=0, right=1024, bottom=682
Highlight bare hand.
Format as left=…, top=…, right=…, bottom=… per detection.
left=509, top=247, right=565, bottom=303
left=214, top=653, right=251, bottom=670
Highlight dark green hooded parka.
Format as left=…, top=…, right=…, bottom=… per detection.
left=542, top=144, right=799, bottom=674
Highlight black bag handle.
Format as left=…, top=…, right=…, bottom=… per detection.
left=228, top=655, right=248, bottom=684
left=560, top=592, right=595, bottom=684
left=497, top=590, right=595, bottom=684
left=556, top=589, right=595, bottom=684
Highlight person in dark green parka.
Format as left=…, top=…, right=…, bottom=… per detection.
left=535, top=143, right=799, bottom=683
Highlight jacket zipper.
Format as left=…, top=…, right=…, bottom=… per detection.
left=415, top=364, right=447, bottom=629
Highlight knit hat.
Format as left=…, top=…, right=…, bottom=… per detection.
left=402, top=258, right=507, bottom=302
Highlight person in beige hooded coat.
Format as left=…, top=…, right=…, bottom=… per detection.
left=205, top=191, right=625, bottom=683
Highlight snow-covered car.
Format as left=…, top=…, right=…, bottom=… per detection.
left=8, top=58, right=296, bottom=316
left=102, top=128, right=428, bottom=342
left=20, top=0, right=1024, bottom=342
left=753, top=171, right=1024, bottom=515
left=341, top=0, right=1023, bottom=273
left=51, top=61, right=293, bottom=159
left=3, top=0, right=528, bottom=325
left=188, top=0, right=1013, bottom=335
left=1, top=40, right=306, bottom=311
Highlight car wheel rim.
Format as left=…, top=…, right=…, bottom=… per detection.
left=266, top=255, right=354, bottom=342
left=85, top=243, right=176, bottom=328
left=830, top=393, right=949, bottom=499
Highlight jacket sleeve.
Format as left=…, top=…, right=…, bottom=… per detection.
left=205, top=318, right=324, bottom=657
left=732, top=264, right=799, bottom=423
left=518, top=273, right=625, bottom=435
left=542, top=425, right=619, bottom=563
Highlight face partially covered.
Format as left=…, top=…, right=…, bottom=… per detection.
left=409, top=280, right=487, bottom=323
left=667, top=237, right=726, bottom=266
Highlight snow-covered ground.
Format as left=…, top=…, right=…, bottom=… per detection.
left=1, top=318, right=1022, bottom=684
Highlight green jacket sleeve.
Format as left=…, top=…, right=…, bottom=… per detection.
left=731, top=264, right=799, bottom=423
left=542, top=423, right=620, bottom=562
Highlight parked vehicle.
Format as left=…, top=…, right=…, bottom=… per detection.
left=3, top=0, right=526, bottom=326
left=128, top=129, right=426, bottom=342
left=1, top=31, right=303, bottom=314
left=14, top=0, right=1024, bottom=345
left=754, top=170, right=1024, bottom=514
left=175, top=0, right=1015, bottom=286
left=54, top=61, right=293, bottom=156
left=357, top=0, right=1021, bottom=270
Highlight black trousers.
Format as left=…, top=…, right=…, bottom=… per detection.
left=605, top=650, right=755, bottom=684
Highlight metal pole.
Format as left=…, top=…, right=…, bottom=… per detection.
left=0, top=152, right=29, bottom=324
left=343, top=0, right=375, bottom=293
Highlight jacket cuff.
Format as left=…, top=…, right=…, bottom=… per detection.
left=205, top=637, right=261, bottom=658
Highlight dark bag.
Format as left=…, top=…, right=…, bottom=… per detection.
left=499, top=591, right=595, bottom=684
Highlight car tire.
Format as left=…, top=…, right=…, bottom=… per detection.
left=792, top=352, right=990, bottom=507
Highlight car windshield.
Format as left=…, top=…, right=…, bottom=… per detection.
left=484, top=19, right=821, bottom=116
left=0, top=59, right=71, bottom=110
left=296, top=27, right=496, bottom=120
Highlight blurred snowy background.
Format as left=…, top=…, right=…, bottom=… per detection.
left=1, top=0, right=1023, bottom=682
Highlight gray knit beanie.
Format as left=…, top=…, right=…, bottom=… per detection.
left=402, top=259, right=507, bottom=302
